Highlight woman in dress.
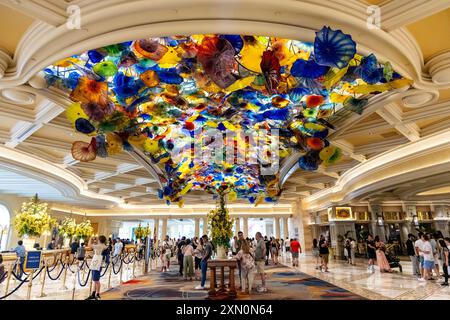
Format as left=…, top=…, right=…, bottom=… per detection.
left=270, top=238, right=279, bottom=265
left=374, top=236, right=392, bottom=273
left=312, top=239, right=320, bottom=269
left=235, top=239, right=256, bottom=294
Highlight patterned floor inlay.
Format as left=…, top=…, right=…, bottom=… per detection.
left=102, top=261, right=365, bottom=300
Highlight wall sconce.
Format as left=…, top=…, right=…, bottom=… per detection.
left=412, top=214, right=419, bottom=227
left=376, top=214, right=384, bottom=226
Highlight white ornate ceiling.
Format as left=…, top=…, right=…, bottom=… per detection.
left=0, top=0, right=449, bottom=213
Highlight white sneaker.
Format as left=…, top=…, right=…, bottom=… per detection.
left=194, top=285, right=205, bottom=290
left=418, top=278, right=426, bottom=282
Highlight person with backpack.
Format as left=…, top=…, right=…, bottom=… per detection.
left=162, top=235, right=172, bottom=271
left=86, top=235, right=107, bottom=300
left=235, top=239, right=255, bottom=294
left=195, top=235, right=213, bottom=290
left=76, top=242, right=86, bottom=261
left=254, top=232, right=267, bottom=293
left=177, top=236, right=186, bottom=276
left=182, top=239, right=194, bottom=280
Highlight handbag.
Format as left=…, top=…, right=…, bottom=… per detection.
left=90, top=254, right=103, bottom=271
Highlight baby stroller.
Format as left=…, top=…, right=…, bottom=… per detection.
left=385, top=244, right=402, bottom=272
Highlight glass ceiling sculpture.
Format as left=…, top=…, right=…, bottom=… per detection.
left=44, top=27, right=412, bottom=207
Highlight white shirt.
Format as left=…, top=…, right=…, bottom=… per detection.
left=415, top=239, right=424, bottom=256
left=114, top=241, right=123, bottom=255
left=422, top=241, right=434, bottom=261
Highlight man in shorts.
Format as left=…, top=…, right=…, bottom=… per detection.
left=254, top=232, right=267, bottom=293
left=290, top=238, right=301, bottom=267
left=319, top=235, right=329, bottom=272
left=415, top=232, right=425, bottom=280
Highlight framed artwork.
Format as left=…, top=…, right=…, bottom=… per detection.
left=335, top=207, right=352, bottom=219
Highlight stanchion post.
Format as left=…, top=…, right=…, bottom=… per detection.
left=119, top=254, right=124, bottom=284
left=72, top=262, right=77, bottom=300
left=107, top=261, right=113, bottom=289
left=132, top=253, right=136, bottom=278
left=26, top=270, right=34, bottom=300
left=39, top=263, right=47, bottom=298
left=61, top=256, right=68, bottom=290
left=4, top=263, right=13, bottom=298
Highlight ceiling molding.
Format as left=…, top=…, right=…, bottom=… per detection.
left=0, top=144, right=124, bottom=207
left=0, top=0, right=447, bottom=92
left=380, top=0, right=450, bottom=31
left=303, top=128, right=450, bottom=211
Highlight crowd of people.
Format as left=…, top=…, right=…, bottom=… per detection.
left=5, top=228, right=449, bottom=299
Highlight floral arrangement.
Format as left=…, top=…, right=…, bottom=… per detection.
left=134, top=223, right=151, bottom=239
left=14, top=194, right=56, bottom=237
left=75, top=219, right=94, bottom=239
left=59, top=217, right=77, bottom=238
left=207, top=190, right=234, bottom=248
left=43, top=27, right=412, bottom=207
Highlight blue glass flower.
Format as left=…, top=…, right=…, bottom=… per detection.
left=314, top=26, right=356, bottom=69
left=298, top=153, right=319, bottom=171
left=357, top=54, right=383, bottom=84
left=290, top=59, right=329, bottom=78
left=75, top=118, right=95, bottom=134
left=220, top=35, right=243, bottom=54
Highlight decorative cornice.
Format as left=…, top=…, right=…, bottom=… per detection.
left=425, top=50, right=450, bottom=85
left=303, top=129, right=450, bottom=211
left=0, top=50, right=12, bottom=79
left=0, top=0, right=447, bottom=92
left=0, top=145, right=124, bottom=207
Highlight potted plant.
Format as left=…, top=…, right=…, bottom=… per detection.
left=13, top=194, right=56, bottom=250
left=207, top=190, right=233, bottom=259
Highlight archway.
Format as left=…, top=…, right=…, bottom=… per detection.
left=0, top=203, right=10, bottom=251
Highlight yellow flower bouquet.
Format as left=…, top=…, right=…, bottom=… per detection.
left=134, top=223, right=151, bottom=240
left=75, top=219, right=94, bottom=239
left=207, top=191, right=234, bottom=248
left=14, top=194, right=56, bottom=237
left=59, top=217, right=77, bottom=238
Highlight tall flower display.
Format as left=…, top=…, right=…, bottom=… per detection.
left=75, top=219, right=94, bottom=239
left=207, top=190, right=234, bottom=253
left=59, top=217, right=77, bottom=238
left=134, top=223, right=151, bottom=240
left=14, top=194, right=56, bottom=237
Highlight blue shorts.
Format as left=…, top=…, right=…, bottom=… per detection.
left=419, top=255, right=424, bottom=267
left=92, top=269, right=101, bottom=281
left=423, top=260, right=434, bottom=270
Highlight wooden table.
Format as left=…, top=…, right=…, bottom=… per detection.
left=207, top=259, right=238, bottom=299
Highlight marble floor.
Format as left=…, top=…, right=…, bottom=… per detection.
left=2, top=254, right=450, bottom=300
left=290, top=254, right=450, bottom=300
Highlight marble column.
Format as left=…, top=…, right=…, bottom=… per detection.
left=234, top=217, right=240, bottom=236
left=154, top=218, right=159, bottom=242
left=275, top=217, right=280, bottom=239
left=161, top=218, right=168, bottom=239
left=194, top=218, right=200, bottom=238
left=202, top=217, right=208, bottom=236
left=368, top=203, right=386, bottom=241
left=243, top=217, right=249, bottom=237
left=283, top=217, right=289, bottom=239
left=435, top=205, right=450, bottom=237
